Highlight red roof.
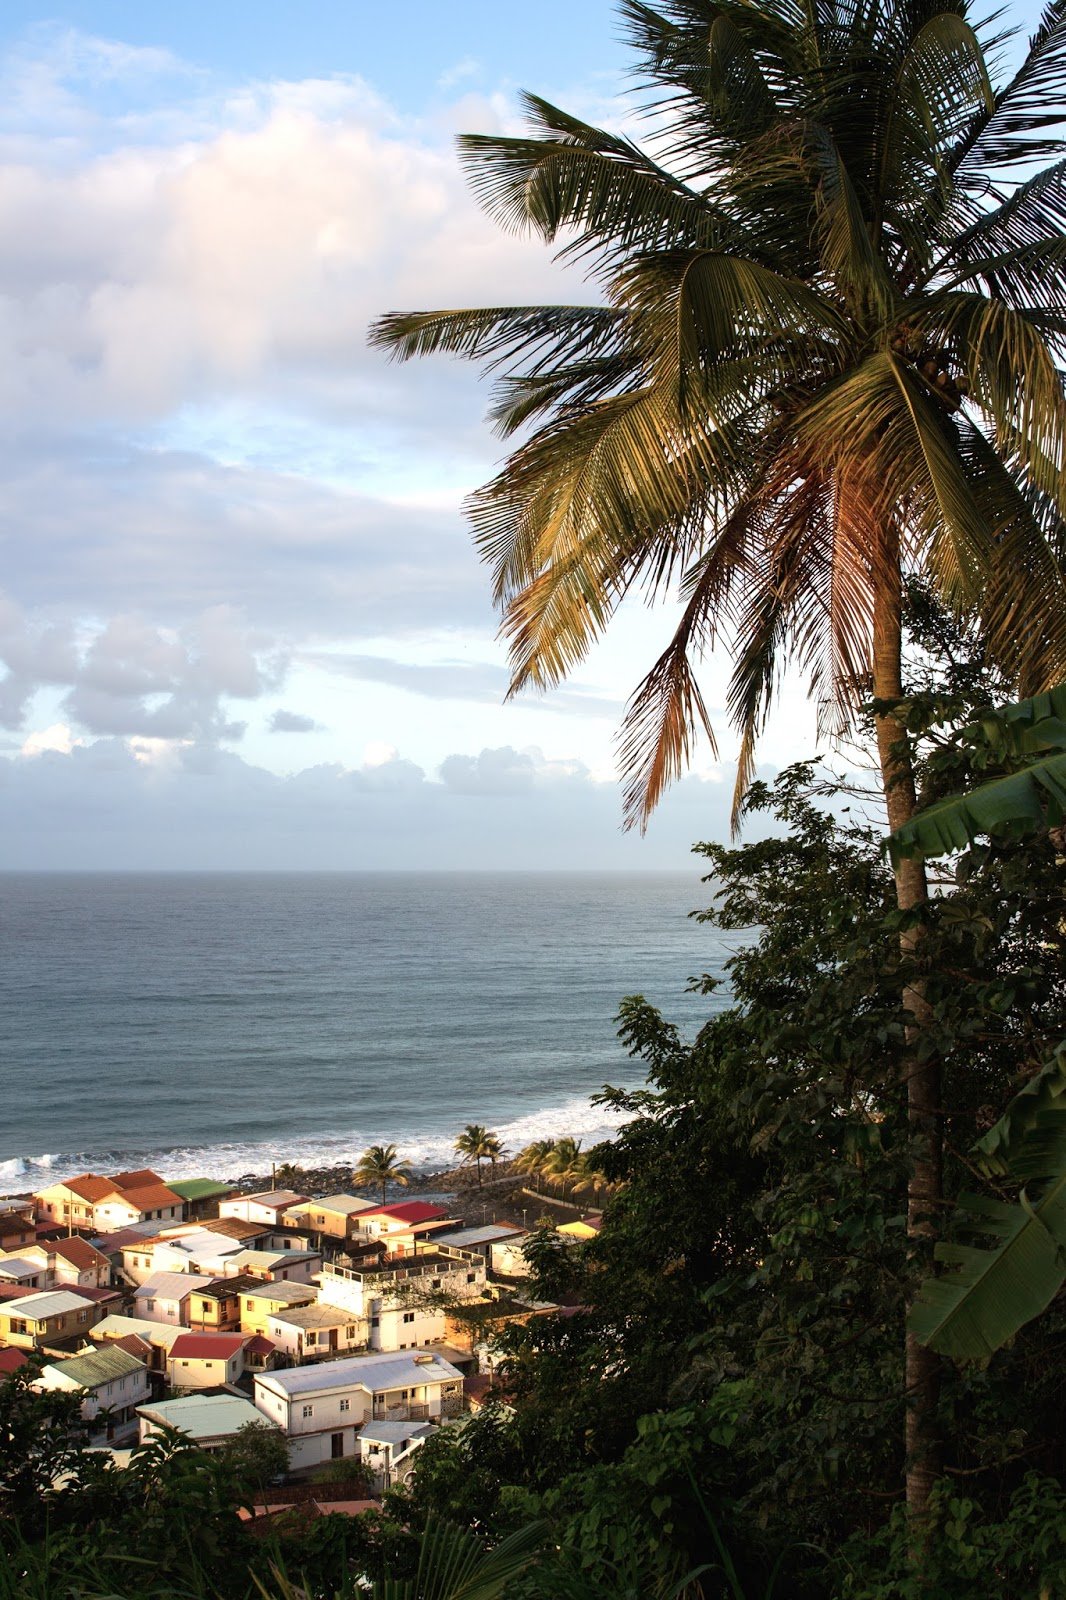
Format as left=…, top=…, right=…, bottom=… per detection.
left=112, top=1333, right=153, bottom=1359
left=64, top=1285, right=121, bottom=1304
left=111, top=1169, right=164, bottom=1189
left=63, top=1174, right=118, bottom=1203
left=360, top=1202, right=448, bottom=1225
left=115, top=1184, right=184, bottom=1213
left=244, top=1334, right=276, bottom=1355
left=0, top=1347, right=29, bottom=1373
left=169, top=1333, right=248, bottom=1361
left=51, top=1237, right=110, bottom=1270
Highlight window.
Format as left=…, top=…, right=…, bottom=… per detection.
left=78, top=1310, right=88, bottom=1323
left=339, top=1398, right=350, bottom=1413
left=180, top=1360, right=189, bottom=1367
left=200, top=1301, right=211, bottom=1314
left=402, top=1312, right=415, bottom=1324
left=145, top=1300, right=155, bottom=1312
left=346, top=1325, right=356, bottom=1338
left=305, top=1331, right=317, bottom=1345
left=432, top=1279, right=441, bottom=1289
left=10, top=1319, right=26, bottom=1335
left=302, top=1404, right=314, bottom=1418
left=466, top=1273, right=477, bottom=1284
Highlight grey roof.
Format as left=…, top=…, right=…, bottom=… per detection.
left=238, top=1281, right=316, bottom=1304
left=43, top=1346, right=146, bottom=1389
left=358, top=1420, right=434, bottom=1445
left=229, top=1191, right=307, bottom=1209
left=299, top=1194, right=375, bottom=1216
left=1, top=1289, right=98, bottom=1319
left=434, top=1225, right=525, bottom=1248
left=269, top=1304, right=362, bottom=1329
left=92, top=1314, right=184, bottom=1348
left=134, top=1272, right=214, bottom=1301
left=137, top=1394, right=266, bottom=1440
left=0, top=1257, right=43, bottom=1278
left=256, top=1349, right=463, bottom=1399
left=227, top=1249, right=317, bottom=1268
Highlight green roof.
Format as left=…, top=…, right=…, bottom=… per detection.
left=48, top=1346, right=146, bottom=1389
left=167, top=1179, right=236, bottom=1201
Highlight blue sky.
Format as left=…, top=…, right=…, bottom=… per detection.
left=0, top=2, right=1046, bottom=867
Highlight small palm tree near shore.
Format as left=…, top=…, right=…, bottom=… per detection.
left=352, top=1143, right=412, bottom=1205
left=515, top=1137, right=619, bottom=1202
left=454, top=1124, right=505, bottom=1188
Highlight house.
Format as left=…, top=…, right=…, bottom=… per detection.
left=34, top=1345, right=150, bottom=1444
left=122, top=1228, right=245, bottom=1285
left=557, top=1217, right=603, bottom=1241
left=218, top=1191, right=309, bottom=1227
left=0, top=1207, right=36, bottom=1252
left=352, top=1202, right=453, bottom=1257
left=434, top=1223, right=528, bottom=1267
left=92, top=1182, right=185, bottom=1232
left=35, top=1175, right=117, bottom=1231
left=166, top=1179, right=238, bottom=1220
left=186, top=1276, right=256, bottom=1333
left=220, top=1248, right=321, bottom=1284
left=254, top=1349, right=465, bottom=1470
left=0, top=1346, right=29, bottom=1375
left=0, top=1256, right=47, bottom=1292
left=133, top=1271, right=215, bottom=1325
left=317, top=1247, right=486, bottom=1352
left=137, top=1393, right=270, bottom=1451
left=34, top=1172, right=184, bottom=1233
left=281, top=1195, right=376, bottom=1243
left=48, top=1237, right=113, bottom=1288
left=0, top=1288, right=107, bottom=1349
left=167, top=1331, right=249, bottom=1391
left=90, top=1314, right=185, bottom=1373
left=238, top=1280, right=317, bottom=1336
left=356, top=1420, right=433, bottom=1490
left=489, top=1233, right=534, bottom=1279
left=265, top=1304, right=368, bottom=1364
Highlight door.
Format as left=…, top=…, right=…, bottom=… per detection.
left=331, top=1432, right=344, bottom=1459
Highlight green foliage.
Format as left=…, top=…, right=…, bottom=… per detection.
left=889, top=683, right=1066, bottom=863
left=220, top=1419, right=290, bottom=1495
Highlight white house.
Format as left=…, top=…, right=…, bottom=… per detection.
left=221, top=1248, right=321, bottom=1283
left=137, top=1393, right=269, bottom=1451
left=122, top=1229, right=245, bottom=1286
left=167, top=1331, right=248, bottom=1391
left=133, top=1271, right=215, bottom=1325
left=34, top=1345, right=151, bottom=1445
left=357, top=1420, right=434, bottom=1490
left=317, top=1248, right=486, bottom=1351
left=254, top=1350, right=464, bottom=1471
left=219, top=1191, right=309, bottom=1227
left=265, top=1304, right=368, bottom=1364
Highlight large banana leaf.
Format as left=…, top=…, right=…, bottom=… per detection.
left=908, top=1045, right=1066, bottom=1359
left=888, top=682, right=1066, bottom=865
left=375, top=1518, right=544, bottom=1600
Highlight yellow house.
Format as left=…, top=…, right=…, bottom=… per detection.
left=238, top=1281, right=317, bottom=1336
left=0, top=1289, right=106, bottom=1349
left=167, top=1332, right=248, bottom=1391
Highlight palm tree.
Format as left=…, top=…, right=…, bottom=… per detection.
left=539, top=1137, right=586, bottom=1198
left=514, top=1138, right=557, bottom=1178
left=371, top=0, right=1066, bottom=1521
left=453, top=1123, right=501, bottom=1189
left=352, top=1143, right=412, bottom=1206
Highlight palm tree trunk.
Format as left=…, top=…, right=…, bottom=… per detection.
left=872, top=544, right=942, bottom=1527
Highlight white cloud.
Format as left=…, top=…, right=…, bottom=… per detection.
left=20, top=721, right=78, bottom=756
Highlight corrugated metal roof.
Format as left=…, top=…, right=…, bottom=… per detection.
left=238, top=1281, right=315, bottom=1304
left=137, top=1394, right=265, bottom=1440
left=43, top=1345, right=146, bottom=1389
left=359, top=1202, right=448, bottom=1224
left=256, top=1349, right=463, bottom=1399
left=134, top=1271, right=214, bottom=1300
left=169, top=1332, right=248, bottom=1360
left=298, top=1195, right=375, bottom=1216
left=0, top=1289, right=98, bottom=1318
left=51, top=1237, right=110, bottom=1269
left=434, top=1225, right=525, bottom=1247
left=357, top=1420, right=434, bottom=1444
left=168, top=1179, right=237, bottom=1201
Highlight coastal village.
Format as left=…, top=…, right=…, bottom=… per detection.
left=0, top=1156, right=602, bottom=1517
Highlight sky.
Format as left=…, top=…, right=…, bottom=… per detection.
left=0, top=1, right=1043, bottom=869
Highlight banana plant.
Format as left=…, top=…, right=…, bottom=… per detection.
left=891, top=684, right=1066, bottom=1358
left=889, top=682, right=1066, bottom=866
left=908, top=1041, right=1066, bottom=1359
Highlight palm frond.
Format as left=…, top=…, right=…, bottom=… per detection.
left=949, top=0, right=1066, bottom=180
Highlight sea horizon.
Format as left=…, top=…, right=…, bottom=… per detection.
left=1, top=869, right=739, bottom=1195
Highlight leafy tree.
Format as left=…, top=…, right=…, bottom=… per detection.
left=372, top=0, right=1066, bottom=1518
left=220, top=1418, right=289, bottom=1496
left=0, top=1360, right=93, bottom=1532
left=354, top=1143, right=413, bottom=1204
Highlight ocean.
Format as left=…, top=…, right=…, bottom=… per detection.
left=0, top=871, right=740, bottom=1192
